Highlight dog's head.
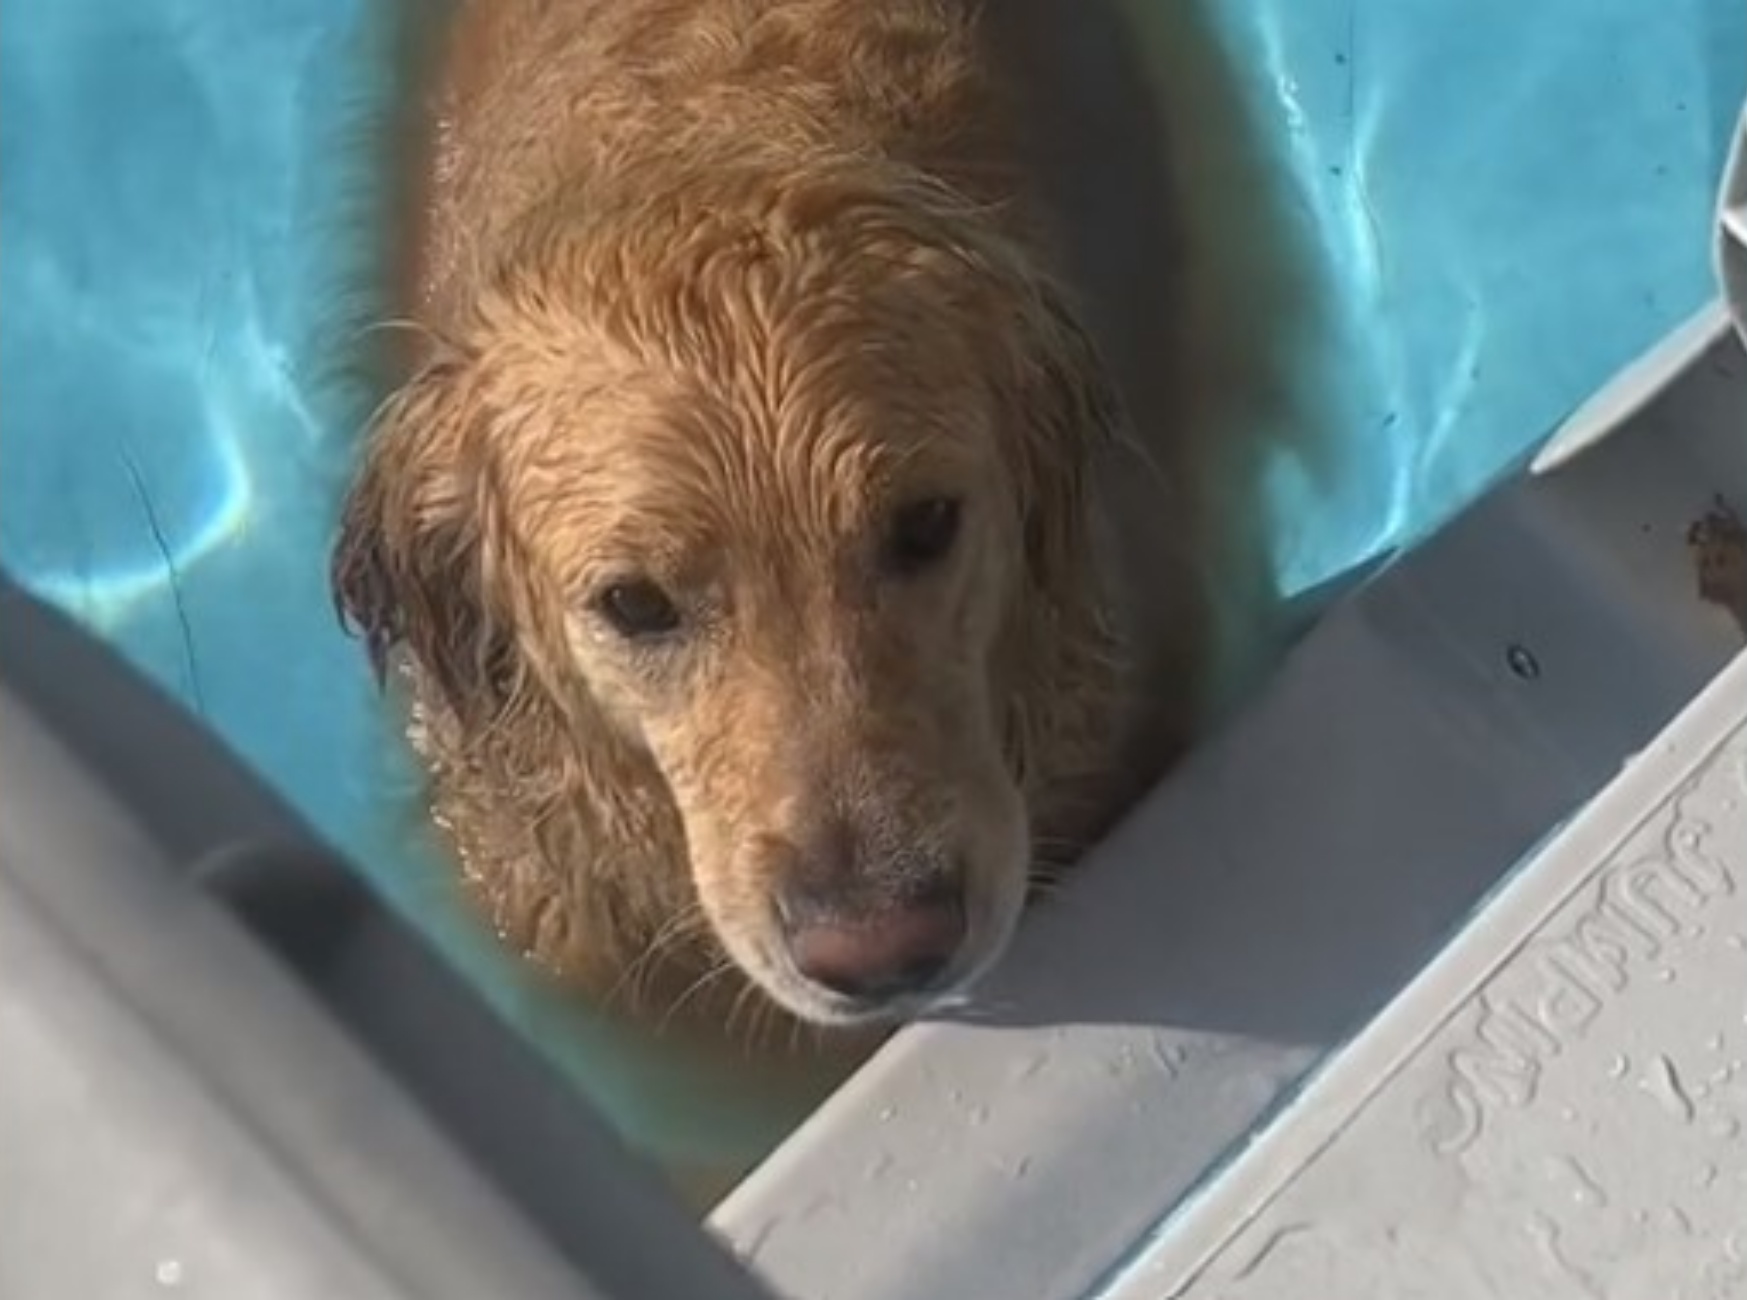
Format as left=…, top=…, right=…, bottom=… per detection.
left=334, top=167, right=1125, bottom=1026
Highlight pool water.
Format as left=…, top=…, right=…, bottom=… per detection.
left=2, top=0, right=1741, bottom=1189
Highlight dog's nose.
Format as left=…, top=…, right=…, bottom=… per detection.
left=779, top=882, right=967, bottom=1003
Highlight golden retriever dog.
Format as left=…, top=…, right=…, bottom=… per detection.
left=334, top=0, right=1204, bottom=1040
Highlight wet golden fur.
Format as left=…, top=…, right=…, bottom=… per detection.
left=333, top=0, right=1204, bottom=1037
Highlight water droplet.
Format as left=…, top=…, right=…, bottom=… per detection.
left=1549, top=1156, right=1609, bottom=1208
left=1654, top=967, right=1677, bottom=983
left=1505, top=644, right=1541, bottom=680
left=1149, top=1037, right=1181, bottom=1078
left=877, top=1105, right=896, bottom=1123
left=1641, top=1053, right=1697, bottom=1123
left=1607, top=1053, right=1631, bottom=1080
left=1011, top=1156, right=1032, bottom=1180
left=154, top=1260, right=184, bottom=1289
left=1696, top=1163, right=1720, bottom=1189
left=1230, top=1223, right=1316, bottom=1283
left=1726, top=933, right=1747, bottom=950
left=1667, top=1205, right=1694, bottom=1235
left=1526, top=1214, right=1603, bottom=1292
left=967, top=1104, right=990, bottom=1126
left=1707, top=1033, right=1727, bottom=1052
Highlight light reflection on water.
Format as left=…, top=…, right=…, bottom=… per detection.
left=2, top=0, right=1741, bottom=1196
left=1224, top=0, right=1743, bottom=601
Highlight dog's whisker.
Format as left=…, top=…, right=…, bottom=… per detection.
left=658, top=958, right=740, bottom=1034
left=731, top=981, right=791, bottom=1055
left=602, top=902, right=711, bottom=1012
left=350, top=315, right=451, bottom=349
left=723, top=980, right=763, bottom=1050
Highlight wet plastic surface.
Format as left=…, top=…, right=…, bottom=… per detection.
left=1111, top=653, right=1747, bottom=1300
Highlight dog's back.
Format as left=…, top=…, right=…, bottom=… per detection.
left=412, top=2, right=1031, bottom=322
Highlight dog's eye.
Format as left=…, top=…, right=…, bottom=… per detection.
left=882, top=496, right=963, bottom=576
left=594, top=579, right=682, bottom=639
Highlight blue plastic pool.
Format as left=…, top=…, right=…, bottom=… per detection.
left=3, top=0, right=1741, bottom=1183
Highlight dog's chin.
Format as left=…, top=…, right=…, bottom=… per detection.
left=767, top=977, right=958, bottom=1029
left=721, top=901, right=1026, bottom=1030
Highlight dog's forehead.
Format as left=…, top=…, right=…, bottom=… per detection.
left=521, top=370, right=995, bottom=585
left=592, top=368, right=986, bottom=493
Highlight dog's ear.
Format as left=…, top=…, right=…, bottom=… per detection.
left=331, top=354, right=529, bottom=726
left=1002, top=281, right=1125, bottom=609
left=977, top=271, right=1136, bottom=791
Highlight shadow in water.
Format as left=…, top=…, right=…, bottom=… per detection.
left=1115, top=0, right=1357, bottom=712
left=989, top=0, right=1350, bottom=728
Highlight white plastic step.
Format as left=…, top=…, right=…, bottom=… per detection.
left=1108, top=650, right=1747, bottom=1299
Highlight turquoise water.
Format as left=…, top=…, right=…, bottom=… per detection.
left=3, top=0, right=1741, bottom=1182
